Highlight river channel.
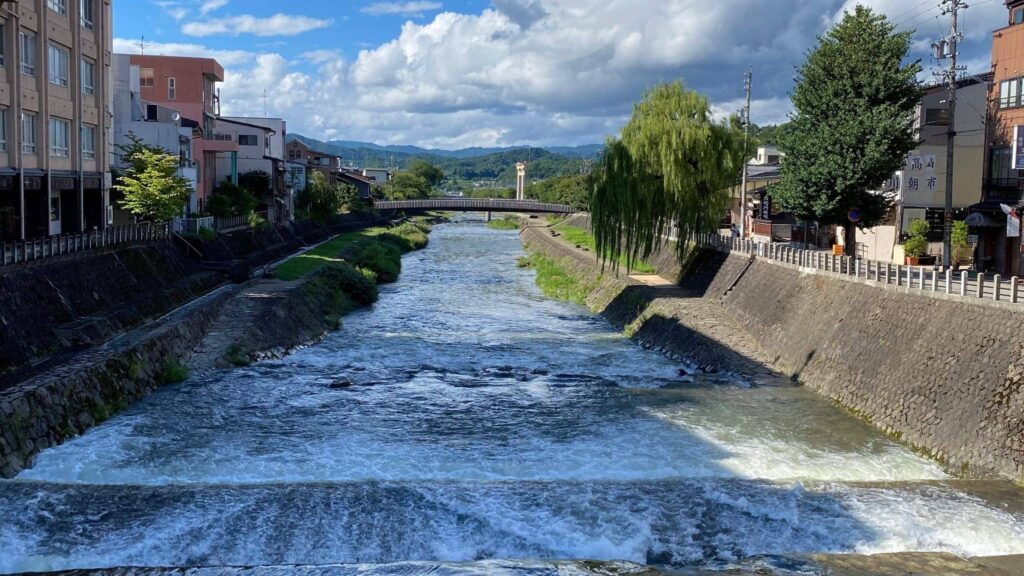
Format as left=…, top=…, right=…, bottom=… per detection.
left=2, top=220, right=1023, bottom=573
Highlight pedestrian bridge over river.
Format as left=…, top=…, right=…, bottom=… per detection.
left=373, top=198, right=575, bottom=214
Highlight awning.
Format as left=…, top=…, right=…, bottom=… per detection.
left=964, top=211, right=1001, bottom=228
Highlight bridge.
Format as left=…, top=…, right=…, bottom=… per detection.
left=373, top=198, right=576, bottom=215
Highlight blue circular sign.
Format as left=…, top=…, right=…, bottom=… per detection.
left=848, top=208, right=862, bottom=223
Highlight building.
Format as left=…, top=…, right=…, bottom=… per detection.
left=362, top=168, right=389, bottom=183
left=0, top=0, right=113, bottom=240
left=286, top=139, right=342, bottom=183
left=217, top=116, right=291, bottom=219
left=111, top=54, right=196, bottom=223
left=856, top=76, right=988, bottom=262
left=126, top=54, right=236, bottom=213
left=337, top=170, right=377, bottom=200
left=971, top=0, right=1024, bottom=274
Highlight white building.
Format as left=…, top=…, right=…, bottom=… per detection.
left=362, top=168, right=390, bottom=183
left=111, top=54, right=197, bottom=221
left=214, top=117, right=293, bottom=220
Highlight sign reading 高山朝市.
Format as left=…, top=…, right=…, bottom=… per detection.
left=900, top=154, right=938, bottom=197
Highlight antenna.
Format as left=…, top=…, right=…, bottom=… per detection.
left=263, top=89, right=267, bottom=117
left=138, top=35, right=145, bottom=55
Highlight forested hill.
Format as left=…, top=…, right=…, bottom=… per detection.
left=288, top=134, right=594, bottom=184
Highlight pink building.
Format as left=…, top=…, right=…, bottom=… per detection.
left=128, top=55, right=237, bottom=212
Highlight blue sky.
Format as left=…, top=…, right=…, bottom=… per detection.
left=113, top=1, right=1002, bottom=149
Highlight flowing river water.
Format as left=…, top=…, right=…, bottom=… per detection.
left=2, top=220, right=1024, bottom=574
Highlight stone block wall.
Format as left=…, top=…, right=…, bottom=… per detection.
left=0, top=290, right=233, bottom=477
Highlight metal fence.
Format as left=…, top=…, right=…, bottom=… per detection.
left=214, top=209, right=273, bottom=233
left=699, top=231, right=1024, bottom=306
left=0, top=222, right=170, bottom=266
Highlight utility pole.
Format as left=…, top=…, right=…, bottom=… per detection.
left=739, top=70, right=752, bottom=238
left=937, top=0, right=966, bottom=268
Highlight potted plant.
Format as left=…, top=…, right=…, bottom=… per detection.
left=951, top=220, right=972, bottom=270
left=903, top=219, right=929, bottom=266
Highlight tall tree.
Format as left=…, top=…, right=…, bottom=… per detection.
left=772, top=5, right=921, bottom=255
left=114, top=138, right=192, bottom=222
left=297, top=172, right=345, bottom=223
left=408, top=160, right=444, bottom=188
left=385, top=172, right=431, bottom=200
left=591, top=81, right=746, bottom=267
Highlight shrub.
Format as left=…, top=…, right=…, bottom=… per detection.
left=197, top=226, right=216, bottom=241
left=319, top=263, right=379, bottom=306
left=208, top=180, right=258, bottom=218
left=351, top=241, right=402, bottom=283
left=158, top=359, right=190, bottom=385
left=904, top=219, right=929, bottom=257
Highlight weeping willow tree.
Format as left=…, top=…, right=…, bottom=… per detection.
left=591, top=82, right=746, bottom=269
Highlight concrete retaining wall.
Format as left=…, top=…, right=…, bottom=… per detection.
left=522, top=225, right=1024, bottom=481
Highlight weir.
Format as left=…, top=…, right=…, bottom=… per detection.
left=1, top=219, right=1022, bottom=574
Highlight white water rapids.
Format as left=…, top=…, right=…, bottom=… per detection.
left=1, top=221, right=1022, bottom=573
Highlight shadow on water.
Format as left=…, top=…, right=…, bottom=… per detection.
left=0, top=222, right=1019, bottom=574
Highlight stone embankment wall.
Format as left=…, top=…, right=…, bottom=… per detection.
left=0, top=244, right=222, bottom=374
left=0, top=289, right=233, bottom=477
left=522, top=224, right=1024, bottom=481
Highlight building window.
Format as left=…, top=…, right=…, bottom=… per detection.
left=168, top=77, right=176, bottom=100
left=239, top=134, right=258, bottom=146
left=0, top=22, right=6, bottom=67
left=1000, top=77, right=1024, bottom=109
left=1014, top=6, right=1024, bottom=25
left=49, top=117, right=70, bottom=158
left=0, top=109, right=6, bottom=153
left=924, top=108, right=950, bottom=126
left=80, top=0, right=94, bottom=29
left=47, top=44, right=69, bottom=87
left=140, top=67, right=154, bottom=88
left=46, top=0, right=67, bottom=15
left=21, top=113, right=35, bottom=154
left=81, top=58, right=94, bottom=95
left=20, top=32, right=35, bottom=76
left=81, top=125, right=95, bottom=160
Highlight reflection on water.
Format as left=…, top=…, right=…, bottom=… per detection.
left=2, top=220, right=1022, bottom=573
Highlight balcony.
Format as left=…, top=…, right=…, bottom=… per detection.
left=982, top=178, right=1024, bottom=203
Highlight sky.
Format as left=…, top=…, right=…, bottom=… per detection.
left=113, top=0, right=1006, bottom=149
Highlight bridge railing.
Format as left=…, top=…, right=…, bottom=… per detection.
left=698, top=231, right=1023, bottom=306
left=373, top=198, right=575, bottom=214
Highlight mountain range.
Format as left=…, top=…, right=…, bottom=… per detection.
left=288, top=134, right=601, bottom=185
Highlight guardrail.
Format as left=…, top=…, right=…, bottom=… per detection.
left=0, top=222, right=170, bottom=267
left=214, top=209, right=273, bottom=233
left=699, top=231, right=1024, bottom=306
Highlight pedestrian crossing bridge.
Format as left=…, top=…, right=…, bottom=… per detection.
left=373, top=198, right=575, bottom=214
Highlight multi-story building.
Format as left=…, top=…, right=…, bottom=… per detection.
left=856, top=75, right=988, bottom=262
left=0, top=0, right=113, bottom=240
left=286, top=139, right=342, bottom=183
left=126, top=54, right=236, bottom=212
left=219, top=116, right=290, bottom=219
left=973, top=0, right=1024, bottom=274
left=111, top=54, right=197, bottom=223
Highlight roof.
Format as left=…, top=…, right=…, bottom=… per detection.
left=217, top=117, right=276, bottom=133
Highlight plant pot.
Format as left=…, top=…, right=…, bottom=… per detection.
left=905, top=256, right=920, bottom=266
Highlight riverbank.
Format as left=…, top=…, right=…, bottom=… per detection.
left=520, top=218, right=1024, bottom=482
left=0, top=216, right=438, bottom=478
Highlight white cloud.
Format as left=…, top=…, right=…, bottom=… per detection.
left=199, top=0, right=229, bottom=15
left=206, top=0, right=995, bottom=147
left=361, top=2, right=443, bottom=17
left=182, top=13, right=334, bottom=37
left=154, top=1, right=188, bottom=21
left=113, top=38, right=256, bottom=67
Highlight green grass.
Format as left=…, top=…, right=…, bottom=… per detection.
left=488, top=217, right=521, bottom=230
left=552, top=224, right=657, bottom=274
left=520, top=253, right=598, bottom=307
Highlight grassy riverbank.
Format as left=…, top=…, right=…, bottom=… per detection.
left=487, top=216, right=521, bottom=230
left=552, top=223, right=657, bottom=274
left=518, top=253, right=601, bottom=307
left=274, top=218, right=433, bottom=281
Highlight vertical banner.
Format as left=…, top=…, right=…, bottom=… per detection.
left=1002, top=203, right=1021, bottom=238
left=1015, top=126, right=1024, bottom=170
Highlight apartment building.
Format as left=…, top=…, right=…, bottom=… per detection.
left=0, top=0, right=113, bottom=240
left=220, top=116, right=291, bottom=219
left=126, top=54, right=236, bottom=212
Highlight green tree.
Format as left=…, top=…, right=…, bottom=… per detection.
left=385, top=172, right=431, bottom=200
left=207, top=180, right=258, bottom=218
left=408, top=160, right=444, bottom=188
left=114, top=137, right=192, bottom=222
left=239, top=170, right=272, bottom=197
left=772, top=6, right=921, bottom=255
left=297, top=172, right=342, bottom=223
left=590, top=81, right=746, bottom=267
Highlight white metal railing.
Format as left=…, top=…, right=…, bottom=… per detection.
left=0, top=222, right=170, bottom=266
left=698, top=231, right=1023, bottom=306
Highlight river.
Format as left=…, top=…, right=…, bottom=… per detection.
left=2, top=220, right=1023, bottom=573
